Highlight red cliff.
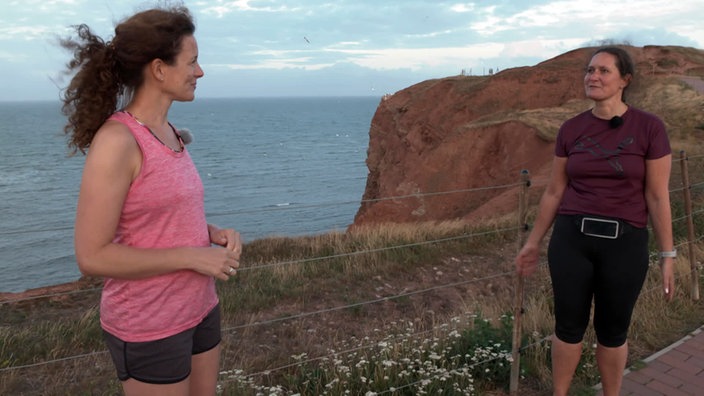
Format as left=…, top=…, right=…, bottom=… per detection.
left=352, top=45, right=704, bottom=227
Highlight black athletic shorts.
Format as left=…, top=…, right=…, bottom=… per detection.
left=547, top=215, right=649, bottom=347
left=103, top=303, right=221, bottom=384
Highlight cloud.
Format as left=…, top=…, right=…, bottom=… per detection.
left=450, top=3, right=477, bottom=13
left=469, top=0, right=704, bottom=45
left=0, top=50, right=23, bottom=62
left=0, top=25, right=53, bottom=41
left=198, top=0, right=300, bottom=18
left=207, top=42, right=511, bottom=73
left=1, top=0, right=703, bottom=101
left=585, top=28, right=701, bottom=48
left=198, top=61, right=433, bottom=98
left=332, top=44, right=506, bottom=70
left=498, top=39, right=583, bottom=59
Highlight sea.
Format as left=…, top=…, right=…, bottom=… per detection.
left=0, top=96, right=380, bottom=293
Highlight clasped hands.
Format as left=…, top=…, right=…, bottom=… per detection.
left=208, top=224, right=242, bottom=281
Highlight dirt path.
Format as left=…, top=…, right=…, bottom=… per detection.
left=681, top=75, right=704, bottom=94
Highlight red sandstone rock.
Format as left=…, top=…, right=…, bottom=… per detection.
left=352, top=45, right=704, bottom=228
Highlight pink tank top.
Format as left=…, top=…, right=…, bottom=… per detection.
left=100, top=111, right=218, bottom=342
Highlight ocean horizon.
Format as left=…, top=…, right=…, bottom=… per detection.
left=0, top=96, right=380, bottom=293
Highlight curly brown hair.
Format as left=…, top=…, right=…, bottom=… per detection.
left=60, top=5, right=195, bottom=154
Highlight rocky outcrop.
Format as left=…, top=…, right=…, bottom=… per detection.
left=352, top=45, right=704, bottom=227
left=0, top=276, right=102, bottom=305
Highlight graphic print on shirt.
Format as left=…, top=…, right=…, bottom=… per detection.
left=574, top=135, right=634, bottom=176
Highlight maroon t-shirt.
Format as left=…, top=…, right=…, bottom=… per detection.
left=555, top=107, right=671, bottom=228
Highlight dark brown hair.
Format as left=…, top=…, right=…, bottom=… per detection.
left=60, top=5, right=195, bottom=153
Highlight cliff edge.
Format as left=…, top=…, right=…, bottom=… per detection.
left=352, top=45, right=704, bottom=227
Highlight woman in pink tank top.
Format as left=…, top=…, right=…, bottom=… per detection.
left=59, top=5, right=241, bottom=395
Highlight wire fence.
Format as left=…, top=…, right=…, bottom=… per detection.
left=1, top=152, right=703, bottom=395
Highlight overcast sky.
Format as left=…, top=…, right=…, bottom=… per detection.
left=1, top=0, right=703, bottom=101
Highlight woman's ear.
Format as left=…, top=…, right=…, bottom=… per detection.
left=622, top=73, right=632, bottom=89
left=149, top=58, right=166, bottom=82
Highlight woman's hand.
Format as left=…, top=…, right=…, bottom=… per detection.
left=515, top=243, right=540, bottom=277
left=187, top=246, right=240, bottom=281
left=660, top=258, right=675, bottom=301
left=207, top=224, right=242, bottom=279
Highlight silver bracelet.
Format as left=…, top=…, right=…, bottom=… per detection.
left=659, top=250, right=677, bottom=258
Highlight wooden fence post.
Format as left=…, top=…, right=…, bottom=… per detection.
left=510, top=169, right=531, bottom=394
left=679, top=150, right=699, bottom=300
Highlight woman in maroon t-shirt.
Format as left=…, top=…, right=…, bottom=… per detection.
left=515, top=47, right=675, bottom=396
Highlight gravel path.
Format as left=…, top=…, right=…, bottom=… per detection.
left=681, top=75, right=704, bottom=94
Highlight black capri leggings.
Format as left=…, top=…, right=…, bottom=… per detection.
left=547, top=215, right=649, bottom=347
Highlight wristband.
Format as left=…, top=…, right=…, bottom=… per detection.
left=659, top=250, right=677, bottom=258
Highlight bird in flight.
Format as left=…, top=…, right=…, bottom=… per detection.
left=304, top=36, right=310, bottom=44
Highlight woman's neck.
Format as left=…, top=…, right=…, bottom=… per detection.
left=591, top=100, right=628, bottom=120
left=124, top=96, right=171, bottom=129
left=125, top=80, right=174, bottom=122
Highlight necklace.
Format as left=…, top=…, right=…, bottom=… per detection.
left=122, top=110, right=184, bottom=153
